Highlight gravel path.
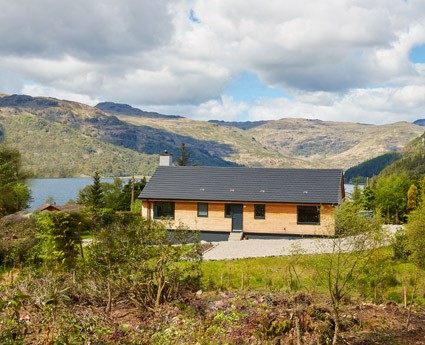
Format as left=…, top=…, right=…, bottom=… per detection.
left=203, top=225, right=401, bottom=261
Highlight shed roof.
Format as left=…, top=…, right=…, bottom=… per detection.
left=139, top=166, right=344, bottom=204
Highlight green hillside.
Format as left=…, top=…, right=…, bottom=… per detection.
left=0, top=94, right=424, bottom=177
left=246, top=118, right=424, bottom=169
left=0, top=109, right=157, bottom=177
left=379, top=132, right=425, bottom=179
left=0, top=95, right=241, bottom=176
left=344, top=152, right=401, bottom=183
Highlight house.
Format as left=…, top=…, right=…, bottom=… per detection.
left=36, top=204, right=61, bottom=212
left=139, top=156, right=345, bottom=239
left=34, top=203, right=82, bottom=213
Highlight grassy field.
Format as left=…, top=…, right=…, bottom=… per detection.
left=201, top=248, right=425, bottom=306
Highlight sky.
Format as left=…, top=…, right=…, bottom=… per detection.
left=1, top=0, right=425, bottom=124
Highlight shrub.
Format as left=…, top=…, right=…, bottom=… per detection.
left=82, top=217, right=202, bottom=311
left=391, top=227, right=412, bottom=261
left=0, top=216, right=37, bottom=268
left=35, top=211, right=90, bottom=270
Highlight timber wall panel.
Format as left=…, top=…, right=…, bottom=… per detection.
left=141, top=200, right=335, bottom=235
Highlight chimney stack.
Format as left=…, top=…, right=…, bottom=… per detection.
left=159, top=150, right=173, bottom=166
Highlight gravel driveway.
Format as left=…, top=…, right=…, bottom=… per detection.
left=203, top=225, right=401, bottom=261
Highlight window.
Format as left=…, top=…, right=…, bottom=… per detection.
left=154, top=201, right=175, bottom=219
left=254, top=204, right=265, bottom=219
left=297, top=206, right=320, bottom=224
left=224, top=204, right=232, bottom=218
left=197, top=203, right=208, bottom=217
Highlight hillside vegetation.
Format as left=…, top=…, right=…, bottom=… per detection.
left=0, top=94, right=423, bottom=177
left=0, top=108, right=157, bottom=177
left=379, top=131, right=425, bottom=179
left=246, top=118, right=423, bottom=168
left=344, top=152, right=401, bottom=183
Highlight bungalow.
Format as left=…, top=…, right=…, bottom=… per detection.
left=139, top=156, right=345, bottom=239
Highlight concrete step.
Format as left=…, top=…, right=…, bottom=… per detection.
left=228, top=231, right=243, bottom=241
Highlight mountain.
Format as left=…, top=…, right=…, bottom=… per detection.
left=122, top=114, right=422, bottom=170
left=0, top=95, right=238, bottom=176
left=413, top=119, right=425, bottom=126
left=0, top=94, right=424, bottom=177
left=378, top=132, right=425, bottom=180
left=343, top=152, right=401, bottom=183
left=245, top=118, right=423, bottom=169
left=95, top=102, right=183, bottom=119
left=208, top=120, right=268, bottom=130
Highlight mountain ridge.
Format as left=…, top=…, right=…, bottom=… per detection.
left=95, top=101, right=183, bottom=120
left=378, top=132, right=425, bottom=179
left=0, top=94, right=423, bottom=177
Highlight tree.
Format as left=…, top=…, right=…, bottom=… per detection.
left=317, top=201, right=384, bottom=344
left=78, top=171, right=105, bottom=209
left=350, top=179, right=362, bottom=205
left=406, top=202, right=425, bottom=268
left=102, top=177, right=123, bottom=210
left=374, top=173, right=410, bottom=224
left=35, top=211, right=90, bottom=269
left=176, top=143, right=190, bottom=166
left=362, top=184, right=375, bottom=210
left=420, top=176, right=425, bottom=204
left=45, top=196, right=55, bottom=205
left=77, top=177, right=147, bottom=212
left=407, top=183, right=419, bottom=214
left=0, top=144, right=31, bottom=216
left=117, top=177, right=146, bottom=211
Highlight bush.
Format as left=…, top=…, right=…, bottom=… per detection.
left=82, top=217, right=202, bottom=310
left=0, top=216, right=37, bottom=268
left=391, top=227, right=412, bottom=261
left=35, top=211, right=91, bottom=270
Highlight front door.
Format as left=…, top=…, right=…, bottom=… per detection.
left=231, top=204, right=243, bottom=232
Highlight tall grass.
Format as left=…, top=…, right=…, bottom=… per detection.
left=201, top=248, right=425, bottom=306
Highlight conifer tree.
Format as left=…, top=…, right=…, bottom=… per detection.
left=407, top=183, right=419, bottom=214
left=177, top=143, right=190, bottom=166
left=87, top=171, right=105, bottom=209
left=362, top=184, right=375, bottom=210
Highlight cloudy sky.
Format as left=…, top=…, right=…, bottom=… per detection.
left=1, top=0, right=425, bottom=124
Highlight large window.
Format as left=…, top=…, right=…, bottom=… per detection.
left=297, top=206, right=320, bottom=224
left=154, top=201, right=175, bottom=219
left=254, top=204, right=265, bottom=219
left=197, top=203, right=208, bottom=217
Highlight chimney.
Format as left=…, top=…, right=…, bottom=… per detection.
left=159, top=150, right=173, bottom=166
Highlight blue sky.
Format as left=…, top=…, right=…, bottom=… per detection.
left=225, top=72, right=287, bottom=103
left=224, top=72, right=288, bottom=120
left=1, top=1, right=425, bottom=124
left=410, top=44, right=425, bottom=63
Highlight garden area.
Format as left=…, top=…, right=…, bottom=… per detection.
left=1, top=205, right=425, bottom=344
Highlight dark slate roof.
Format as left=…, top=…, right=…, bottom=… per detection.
left=139, top=166, right=344, bottom=204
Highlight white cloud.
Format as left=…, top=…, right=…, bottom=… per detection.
left=248, top=85, right=425, bottom=124
left=192, top=95, right=248, bottom=121
left=139, top=95, right=248, bottom=121
left=0, top=0, right=425, bottom=123
left=22, top=83, right=99, bottom=106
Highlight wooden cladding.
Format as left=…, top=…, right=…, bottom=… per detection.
left=142, top=200, right=336, bottom=236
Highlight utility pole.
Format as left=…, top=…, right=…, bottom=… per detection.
left=131, top=175, right=135, bottom=212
